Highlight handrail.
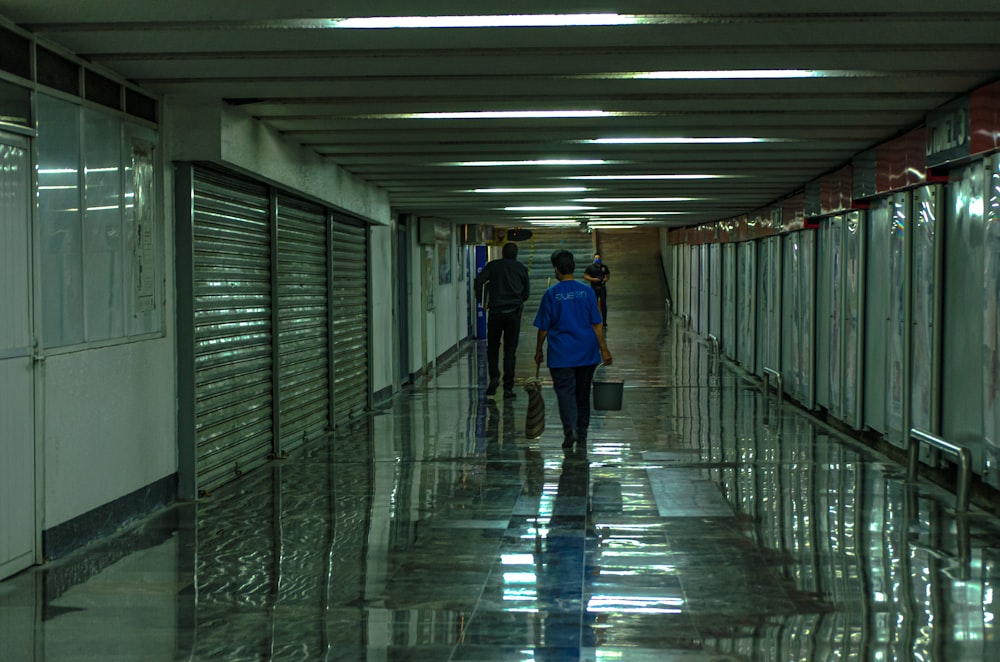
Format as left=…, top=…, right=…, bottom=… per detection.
left=907, top=428, right=972, bottom=512
left=907, top=512, right=971, bottom=580
left=706, top=334, right=720, bottom=355
left=762, top=367, right=783, bottom=404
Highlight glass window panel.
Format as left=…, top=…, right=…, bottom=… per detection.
left=0, top=79, right=30, bottom=128
left=0, top=25, right=31, bottom=79
left=36, top=47, right=79, bottom=96
left=84, top=69, right=121, bottom=110
left=37, top=94, right=84, bottom=347
left=125, top=88, right=157, bottom=124
left=83, top=107, right=124, bottom=341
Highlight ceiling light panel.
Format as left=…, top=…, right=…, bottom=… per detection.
left=566, top=174, right=735, bottom=180
left=576, top=197, right=700, bottom=202
left=587, top=69, right=879, bottom=80
left=439, top=160, right=614, bottom=167
left=326, top=14, right=642, bottom=29
left=585, top=137, right=783, bottom=144
left=505, top=206, right=596, bottom=211
left=370, top=110, right=622, bottom=119
left=470, top=187, right=590, bottom=193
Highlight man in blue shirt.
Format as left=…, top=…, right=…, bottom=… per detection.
left=475, top=242, right=531, bottom=398
left=533, top=250, right=613, bottom=449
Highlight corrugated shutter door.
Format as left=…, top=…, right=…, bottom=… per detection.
left=193, top=168, right=273, bottom=494
left=331, top=219, right=369, bottom=424
left=277, top=196, right=330, bottom=449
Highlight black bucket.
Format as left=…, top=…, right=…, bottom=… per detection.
left=592, top=379, right=624, bottom=410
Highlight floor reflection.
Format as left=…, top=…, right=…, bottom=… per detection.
left=3, top=312, right=1000, bottom=660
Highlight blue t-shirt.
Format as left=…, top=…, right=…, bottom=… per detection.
left=533, top=280, right=603, bottom=368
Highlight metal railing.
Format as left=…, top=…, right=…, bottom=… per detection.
left=762, top=367, right=783, bottom=404
left=907, top=428, right=972, bottom=512
left=706, top=334, right=720, bottom=355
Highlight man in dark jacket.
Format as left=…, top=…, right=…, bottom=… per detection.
left=475, top=242, right=530, bottom=398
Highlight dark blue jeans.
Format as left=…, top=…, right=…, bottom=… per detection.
left=549, top=364, right=598, bottom=438
left=592, top=285, right=607, bottom=323
left=487, top=309, right=522, bottom=389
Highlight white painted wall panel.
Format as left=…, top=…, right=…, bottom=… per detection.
left=942, top=163, right=987, bottom=477
left=369, top=224, right=394, bottom=395
left=0, top=358, right=34, bottom=578
left=43, top=339, right=175, bottom=528
left=0, top=144, right=31, bottom=357
left=0, top=137, right=35, bottom=579
left=864, top=200, right=890, bottom=434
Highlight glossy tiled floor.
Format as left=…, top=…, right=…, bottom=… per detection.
left=4, top=243, right=1000, bottom=660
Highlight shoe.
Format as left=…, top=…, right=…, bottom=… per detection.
left=576, top=430, right=588, bottom=447
left=503, top=388, right=516, bottom=399
left=562, top=431, right=576, bottom=449
left=486, top=379, right=499, bottom=396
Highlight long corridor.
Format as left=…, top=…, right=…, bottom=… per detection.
left=2, top=235, right=1000, bottom=661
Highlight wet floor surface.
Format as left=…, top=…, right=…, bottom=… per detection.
left=3, top=302, right=1000, bottom=660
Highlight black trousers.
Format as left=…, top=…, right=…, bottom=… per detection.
left=593, top=286, right=607, bottom=323
left=549, top=364, right=598, bottom=438
left=487, top=309, right=522, bottom=389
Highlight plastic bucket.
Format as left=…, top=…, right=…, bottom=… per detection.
left=592, top=379, right=624, bottom=410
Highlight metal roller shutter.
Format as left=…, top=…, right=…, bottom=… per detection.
left=192, top=168, right=273, bottom=494
left=276, top=196, right=330, bottom=449
left=331, top=218, right=369, bottom=424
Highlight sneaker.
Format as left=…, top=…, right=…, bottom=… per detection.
left=486, top=379, right=499, bottom=396
left=503, top=388, right=516, bottom=399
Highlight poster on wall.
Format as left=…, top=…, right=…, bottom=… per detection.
left=438, top=242, right=452, bottom=284
left=424, top=246, right=435, bottom=311
left=131, top=141, right=156, bottom=314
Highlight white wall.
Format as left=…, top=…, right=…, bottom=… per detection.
left=404, top=226, right=473, bottom=377
left=407, top=234, right=427, bottom=376
left=163, top=96, right=392, bottom=226
left=42, top=123, right=177, bottom=530
left=369, top=224, right=394, bottom=395
left=44, top=339, right=175, bottom=528
left=434, top=231, right=464, bottom=360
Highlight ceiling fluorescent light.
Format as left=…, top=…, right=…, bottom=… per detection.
left=586, top=224, right=637, bottom=229
left=470, top=187, right=590, bottom=193
left=586, top=137, right=777, bottom=144
left=526, top=220, right=581, bottom=227
left=402, top=110, right=614, bottom=119
left=633, top=69, right=851, bottom=79
left=505, top=206, right=595, bottom=211
left=567, top=174, right=732, bottom=180
left=580, top=69, right=878, bottom=80
left=587, top=211, right=687, bottom=216
left=589, top=218, right=653, bottom=224
left=329, top=14, right=639, bottom=29
left=521, top=217, right=582, bottom=222
left=442, top=159, right=611, bottom=166
left=576, top=197, right=699, bottom=202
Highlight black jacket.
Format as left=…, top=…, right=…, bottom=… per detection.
left=474, top=257, right=530, bottom=313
